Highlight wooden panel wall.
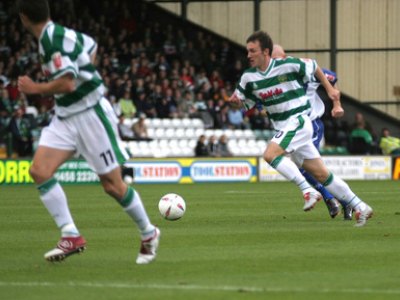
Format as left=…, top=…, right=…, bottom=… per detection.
left=157, top=0, right=400, bottom=110
left=261, top=0, right=330, bottom=50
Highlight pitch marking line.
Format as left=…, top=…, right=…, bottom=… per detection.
left=225, top=190, right=399, bottom=195
left=0, top=281, right=399, bottom=295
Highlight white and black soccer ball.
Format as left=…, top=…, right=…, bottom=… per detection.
left=158, top=193, right=186, bottom=221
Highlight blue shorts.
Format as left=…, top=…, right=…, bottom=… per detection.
left=311, top=118, right=324, bottom=150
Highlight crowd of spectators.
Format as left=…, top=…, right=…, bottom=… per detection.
left=0, top=0, right=274, bottom=157
left=0, top=0, right=397, bottom=158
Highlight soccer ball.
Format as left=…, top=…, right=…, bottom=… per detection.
left=158, top=193, right=186, bottom=221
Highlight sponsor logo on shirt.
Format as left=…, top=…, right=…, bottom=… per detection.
left=259, top=88, right=283, bottom=100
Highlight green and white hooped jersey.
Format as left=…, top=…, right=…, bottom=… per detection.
left=235, top=57, right=317, bottom=130
left=39, top=21, right=104, bottom=118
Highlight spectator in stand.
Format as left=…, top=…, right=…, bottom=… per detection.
left=226, top=59, right=244, bottom=85
left=0, top=109, right=11, bottom=145
left=132, top=113, right=152, bottom=141
left=349, top=112, right=374, bottom=154
left=117, top=114, right=135, bottom=141
left=208, top=135, right=219, bottom=157
left=217, top=134, right=232, bottom=157
left=379, top=128, right=400, bottom=155
left=0, top=88, right=13, bottom=115
left=227, top=103, right=246, bottom=129
left=176, top=90, right=195, bottom=118
left=119, top=90, right=136, bottom=119
left=35, top=104, right=52, bottom=127
left=6, top=78, right=20, bottom=101
left=155, top=97, right=172, bottom=118
left=180, top=66, right=194, bottom=91
left=195, top=69, right=211, bottom=91
left=215, top=102, right=230, bottom=129
left=249, top=108, right=269, bottom=130
left=135, top=92, right=157, bottom=118
left=194, top=134, right=209, bottom=157
left=8, top=105, right=33, bottom=157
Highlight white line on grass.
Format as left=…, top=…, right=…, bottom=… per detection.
left=0, top=281, right=399, bottom=295
left=224, top=190, right=400, bottom=195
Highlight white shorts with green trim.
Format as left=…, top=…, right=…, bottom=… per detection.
left=270, top=115, right=320, bottom=167
left=38, top=98, right=129, bottom=175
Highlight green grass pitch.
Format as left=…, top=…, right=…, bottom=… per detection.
left=1, top=180, right=399, bottom=300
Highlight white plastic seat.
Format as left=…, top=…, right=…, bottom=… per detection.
left=204, top=129, right=214, bottom=137
left=171, top=118, right=182, bottom=128
left=181, top=146, right=194, bottom=157
left=164, top=128, right=175, bottom=138
left=230, top=145, right=241, bottom=156
left=178, top=139, right=189, bottom=147
left=154, top=128, right=165, bottom=139
left=239, top=147, right=252, bottom=156
left=175, top=128, right=185, bottom=138
left=247, top=139, right=257, bottom=147
left=138, top=141, right=151, bottom=150
left=223, top=129, right=234, bottom=138
left=168, top=139, right=179, bottom=148
left=181, top=118, right=191, bottom=128
left=228, top=139, right=237, bottom=148
left=158, top=139, right=169, bottom=148
left=195, top=128, right=205, bottom=137
left=161, top=118, right=172, bottom=128
left=184, top=128, right=195, bottom=138
left=144, top=118, right=151, bottom=127
left=191, top=118, right=204, bottom=128
left=169, top=147, right=183, bottom=157
left=233, top=130, right=245, bottom=139
left=237, top=139, right=247, bottom=147
left=123, top=118, right=133, bottom=127
left=151, top=118, right=162, bottom=128
left=243, top=129, right=255, bottom=139
left=214, top=129, right=223, bottom=138
left=257, top=140, right=267, bottom=149
left=188, top=139, right=197, bottom=148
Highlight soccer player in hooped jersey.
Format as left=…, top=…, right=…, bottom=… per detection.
left=272, top=45, right=352, bottom=220
left=230, top=30, right=373, bottom=226
left=16, top=0, right=160, bottom=264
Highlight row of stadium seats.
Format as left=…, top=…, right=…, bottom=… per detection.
left=122, top=117, right=275, bottom=157
left=124, top=117, right=204, bottom=129
left=145, top=128, right=260, bottom=140
left=123, top=139, right=268, bottom=158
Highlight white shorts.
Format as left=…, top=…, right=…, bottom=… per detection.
left=39, top=99, right=129, bottom=175
left=270, top=115, right=320, bottom=167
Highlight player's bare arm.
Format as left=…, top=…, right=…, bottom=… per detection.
left=18, top=74, right=75, bottom=95
left=314, top=66, right=344, bottom=118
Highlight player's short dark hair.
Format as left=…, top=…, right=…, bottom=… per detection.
left=16, top=0, right=50, bottom=24
left=246, top=30, right=274, bottom=56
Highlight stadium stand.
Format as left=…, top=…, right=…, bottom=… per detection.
left=1, top=0, right=399, bottom=158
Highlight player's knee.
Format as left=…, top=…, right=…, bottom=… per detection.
left=263, top=151, right=274, bottom=163
left=29, top=163, right=52, bottom=183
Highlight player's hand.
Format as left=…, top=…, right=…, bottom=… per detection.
left=331, top=104, right=344, bottom=118
left=228, top=93, right=241, bottom=104
left=18, top=76, right=38, bottom=94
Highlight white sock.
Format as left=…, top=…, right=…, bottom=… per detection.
left=37, top=177, right=79, bottom=237
left=323, top=173, right=363, bottom=209
left=121, top=187, right=155, bottom=240
left=270, top=156, right=311, bottom=192
left=61, top=223, right=80, bottom=238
